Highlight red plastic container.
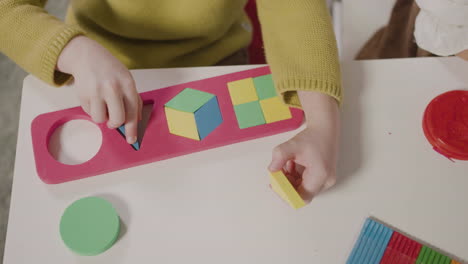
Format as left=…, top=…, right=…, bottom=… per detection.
left=422, top=90, right=468, bottom=160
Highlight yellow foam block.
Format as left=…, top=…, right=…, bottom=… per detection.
left=227, top=78, right=259, bottom=105
left=269, top=171, right=305, bottom=209
left=165, top=107, right=199, bottom=140
left=270, top=178, right=290, bottom=204
left=260, top=97, right=292, bottom=123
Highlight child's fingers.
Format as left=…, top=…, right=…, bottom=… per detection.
left=322, top=174, right=337, bottom=190
left=294, top=162, right=305, bottom=176
left=124, top=120, right=138, bottom=144
left=138, top=96, right=143, bottom=121
left=105, top=92, right=125, bottom=129
left=283, top=163, right=302, bottom=189
left=284, top=160, right=294, bottom=174
left=268, top=142, right=296, bottom=172
left=297, top=166, right=328, bottom=203
left=89, top=99, right=107, bottom=123
left=123, top=95, right=139, bottom=144
left=79, top=98, right=91, bottom=116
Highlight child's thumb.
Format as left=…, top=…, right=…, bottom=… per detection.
left=268, top=142, right=296, bottom=172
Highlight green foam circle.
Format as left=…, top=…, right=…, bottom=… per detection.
left=60, top=197, right=120, bottom=256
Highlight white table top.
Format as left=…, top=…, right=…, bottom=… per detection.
left=4, top=58, right=468, bottom=263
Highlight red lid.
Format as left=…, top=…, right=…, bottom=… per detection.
left=423, top=90, right=468, bottom=160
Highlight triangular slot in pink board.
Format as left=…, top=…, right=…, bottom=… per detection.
left=116, top=102, right=154, bottom=151
left=138, top=103, right=154, bottom=148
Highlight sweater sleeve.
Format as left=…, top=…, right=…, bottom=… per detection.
left=256, top=0, right=342, bottom=108
left=0, top=0, right=83, bottom=86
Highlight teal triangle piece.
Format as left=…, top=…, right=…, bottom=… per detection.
left=117, top=125, right=140, bottom=150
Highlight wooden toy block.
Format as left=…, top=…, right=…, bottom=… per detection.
left=117, top=125, right=140, bottom=150
left=269, top=170, right=305, bottom=209
left=227, top=78, right=258, bottom=105
left=165, top=88, right=222, bottom=140
left=260, top=97, right=292, bottom=124
left=233, top=101, right=265, bottom=129
left=165, top=107, right=200, bottom=140
left=253, top=74, right=277, bottom=100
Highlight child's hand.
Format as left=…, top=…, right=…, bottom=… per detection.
left=268, top=91, right=340, bottom=203
left=57, top=36, right=142, bottom=144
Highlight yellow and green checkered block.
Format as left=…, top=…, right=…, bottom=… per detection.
left=228, top=75, right=292, bottom=129
left=164, top=88, right=223, bottom=140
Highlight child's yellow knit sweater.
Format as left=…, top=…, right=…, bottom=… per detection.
left=0, top=0, right=342, bottom=107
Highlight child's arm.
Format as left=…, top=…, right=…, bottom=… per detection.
left=0, top=1, right=141, bottom=144
left=268, top=91, right=339, bottom=202
left=256, top=0, right=342, bottom=203
left=0, top=0, right=81, bottom=86
left=255, top=0, right=342, bottom=107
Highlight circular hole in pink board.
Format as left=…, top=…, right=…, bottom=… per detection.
left=48, top=120, right=103, bottom=165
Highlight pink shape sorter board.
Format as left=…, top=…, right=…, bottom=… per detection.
left=31, top=66, right=304, bottom=184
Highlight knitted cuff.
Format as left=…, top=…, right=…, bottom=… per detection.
left=40, top=25, right=83, bottom=86
left=276, top=78, right=342, bottom=108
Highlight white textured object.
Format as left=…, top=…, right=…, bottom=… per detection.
left=415, top=0, right=468, bottom=56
